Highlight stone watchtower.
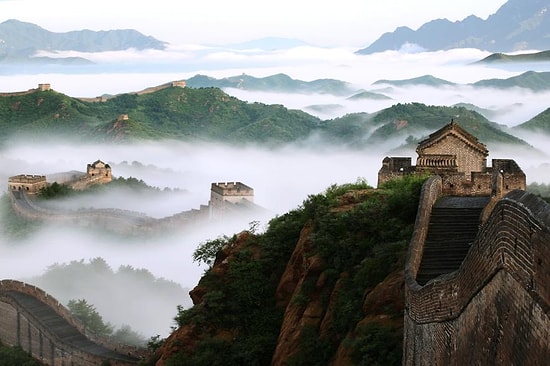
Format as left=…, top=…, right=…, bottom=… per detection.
left=70, top=160, right=113, bottom=190
left=7, top=175, right=47, bottom=194
left=415, top=120, right=488, bottom=178
left=377, top=120, right=526, bottom=197
left=209, top=182, right=254, bottom=219
left=86, top=160, right=112, bottom=183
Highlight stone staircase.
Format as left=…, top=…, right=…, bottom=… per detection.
left=416, top=196, right=489, bottom=286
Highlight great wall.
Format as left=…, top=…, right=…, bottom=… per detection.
left=7, top=158, right=265, bottom=236
left=403, top=176, right=550, bottom=365
left=1, top=120, right=549, bottom=364
left=2, top=81, right=187, bottom=103
left=381, top=121, right=549, bottom=364
left=0, top=280, right=143, bottom=365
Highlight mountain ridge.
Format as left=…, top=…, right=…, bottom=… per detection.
left=0, top=83, right=537, bottom=152
left=356, top=0, right=550, bottom=54
left=185, top=73, right=358, bottom=96
left=373, top=70, right=550, bottom=92
left=0, top=19, right=166, bottom=64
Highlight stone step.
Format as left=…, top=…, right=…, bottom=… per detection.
left=416, top=196, right=487, bottom=286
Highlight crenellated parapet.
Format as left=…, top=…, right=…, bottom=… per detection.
left=7, top=175, right=47, bottom=194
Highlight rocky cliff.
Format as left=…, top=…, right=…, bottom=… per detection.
left=149, top=178, right=425, bottom=365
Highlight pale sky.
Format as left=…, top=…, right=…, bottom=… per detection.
left=0, top=0, right=508, bottom=47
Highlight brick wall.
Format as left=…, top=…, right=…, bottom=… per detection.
left=405, top=175, right=443, bottom=283
left=404, top=190, right=550, bottom=365
left=418, top=134, right=486, bottom=178
left=0, top=280, right=141, bottom=365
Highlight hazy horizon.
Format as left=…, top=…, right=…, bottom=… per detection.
left=0, top=1, right=508, bottom=47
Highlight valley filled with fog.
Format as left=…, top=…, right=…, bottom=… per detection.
left=1, top=45, right=550, bottom=338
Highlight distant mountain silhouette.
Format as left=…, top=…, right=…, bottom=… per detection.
left=472, top=71, right=550, bottom=91
left=356, top=0, right=550, bottom=54
left=373, top=71, right=550, bottom=92
left=0, top=19, right=166, bottom=64
left=475, top=50, right=550, bottom=64
left=185, top=73, right=357, bottom=95
left=373, top=75, right=456, bottom=87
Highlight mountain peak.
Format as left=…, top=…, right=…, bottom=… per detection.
left=356, top=0, right=550, bottom=54
left=0, top=19, right=166, bottom=60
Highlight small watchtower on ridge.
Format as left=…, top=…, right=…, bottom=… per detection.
left=209, top=182, right=254, bottom=219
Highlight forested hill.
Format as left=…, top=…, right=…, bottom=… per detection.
left=150, top=177, right=425, bottom=365
left=364, top=102, right=527, bottom=146
left=0, top=85, right=534, bottom=149
left=0, top=86, right=321, bottom=145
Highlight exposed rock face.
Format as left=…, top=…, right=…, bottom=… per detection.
left=272, top=224, right=324, bottom=364
left=154, top=231, right=254, bottom=366
left=152, top=184, right=418, bottom=365
left=155, top=225, right=404, bottom=365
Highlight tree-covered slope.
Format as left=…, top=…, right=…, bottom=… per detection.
left=96, top=87, right=321, bottom=143
left=0, top=89, right=101, bottom=142
left=0, top=86, right=322, bottom=145
left=0, top=86, right=536, bottom=149
left=513, top=107, right=550, bottom=133
left=150, top=176, right=427, bottom=365
left=365, top=103, right=528, bottom=147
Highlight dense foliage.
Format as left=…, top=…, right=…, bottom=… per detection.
left=37, top=176, right=166, bottom=200
left=0, top=342, right=42, bottom=366
left=366, top=103, right=526, bottom=146
left=67, top=298, right=114, bottom=336
left=38, top=182, right=75, bottom=199
left=29, top=257, right=189, bottom=346
left=0, top=88, right=534, bottom=148
left=67, top=299, right=145, bottom=346
left=163, top=176, right=427, bottom=365
left=527, top=181, right=550, bottom=203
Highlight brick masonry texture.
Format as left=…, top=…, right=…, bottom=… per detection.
left=404, top=188, right=550, bottom=365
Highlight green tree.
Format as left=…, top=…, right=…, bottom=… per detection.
left=111, top=325, right=145, bottom=346
left=38, top=182, right=74, bottom=199
left=192, top=235, right=231, bottom=268
left=0, top=343, right=42, bottom=366
left=67, top=299, right=113, bottom=337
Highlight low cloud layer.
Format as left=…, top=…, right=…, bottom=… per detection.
left=1, top=46, right=549, bottom=339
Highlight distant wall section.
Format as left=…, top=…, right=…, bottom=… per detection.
left=0, top=280, right=140, bottom=365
